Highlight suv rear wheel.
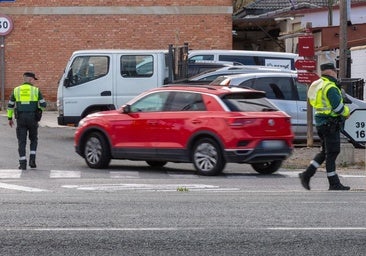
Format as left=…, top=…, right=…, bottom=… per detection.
left=192, top=138, right=226, bottom=176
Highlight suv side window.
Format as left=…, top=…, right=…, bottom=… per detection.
left=121, top=55, right=153, bottom=78
left=66, top=56, right=109, bottom=87
left=131, top=91, right=170, bottom=112
left=249, top=77, right=295, bottom=100
left=167, top=92, right=206, bottom=111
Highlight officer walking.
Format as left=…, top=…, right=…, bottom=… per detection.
left=299, top=63, right=350, bottom=190
left=7, top=72, right=47, bottom=170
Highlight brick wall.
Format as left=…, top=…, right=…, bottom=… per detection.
left=0, top=0, right=232, bottom=108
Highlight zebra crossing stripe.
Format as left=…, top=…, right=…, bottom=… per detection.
left=50, top=170, right=81, bottom=178
left=110, top=171, right=139, bottom=179
left=0, top=169, right=21, bottom=179
left=0, top=182, right=47, bottom=192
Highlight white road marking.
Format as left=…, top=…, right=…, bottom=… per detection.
left=0, top=169, right=21, bottom=179
left=340, top=174, right=366, bottom=178
left=0, top=182, right=47, bottom=192
left=61, top=183, right=239, bottom=192
left=4, top=226, right=366, bottom=231
left=267, top=227, right=366, bottom=231
left=110, top=171, right=139, bottom=179
left=277, top=171, right=301, bottom=177
left=0, top=227, right=204, bottom=231
left=0, top=169, right=363, bottom=181
left=167, top=173, right=199, bottom=179
left=50, top=170, right=81, bottom=178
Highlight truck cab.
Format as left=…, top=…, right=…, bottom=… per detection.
left=57, top=49, right=170, bottom=126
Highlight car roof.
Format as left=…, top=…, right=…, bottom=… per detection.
left=210, top=72, right=299, bottom=85
left=217, top=71, right=298, bottom=79
left=189, top=65, right=296, bottom=80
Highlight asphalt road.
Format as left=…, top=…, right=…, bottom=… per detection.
left=1, top=188, right=366, bottom=255
left=0, top=112, right=366, bottom=255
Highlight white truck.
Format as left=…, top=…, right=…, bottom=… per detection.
left=57, top=45, right=188, bottom=126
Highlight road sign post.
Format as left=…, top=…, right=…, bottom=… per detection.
left=0, top=14, right=12, bottom=110
left=297, top=22, right=316, bottom=147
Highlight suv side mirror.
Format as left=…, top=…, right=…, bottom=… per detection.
left=122, top=104, right=131, bottom=114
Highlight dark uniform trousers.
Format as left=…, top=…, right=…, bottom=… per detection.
left=16, top=112, right=38, bottom=158
left=313, top=123, right=341, bottom=174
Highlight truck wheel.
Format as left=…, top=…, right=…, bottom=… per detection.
left=251, top=160, right=282, bottom=174
left=84, top=132, right=111, bottom=169
left=192, top=138, right=226, bottom=176
left=146, top=161, right=167, bottom=168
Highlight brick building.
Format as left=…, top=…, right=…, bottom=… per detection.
left=0, top=1, right=233, bottom=108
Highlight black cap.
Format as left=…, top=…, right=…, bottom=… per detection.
left=320, top=63, right=337, bottom=71
left=23, top=72, right=38, bottom=80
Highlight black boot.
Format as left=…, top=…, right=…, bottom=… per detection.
left=29, top=154, right=36, bottom=168
left=299, top=164, right=317, bottom=190
left=328, top=175, right=350, bottom=191
left=18, top=160, right=27, bottom=170
left=299, top=173, right=311, bottom=190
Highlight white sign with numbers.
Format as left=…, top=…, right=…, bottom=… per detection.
left=343, top=109, right=366, bottom=142
left=0, top=15, right=13, bottom=36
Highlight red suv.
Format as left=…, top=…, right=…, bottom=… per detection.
left=75, top=85, right=294, bottom=176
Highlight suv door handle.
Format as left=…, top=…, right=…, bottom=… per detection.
left=191, top=119, right=202, bottom=124
left=147, top=120, right=158, bottom=125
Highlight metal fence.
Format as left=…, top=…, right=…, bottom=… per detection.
left=340, top=78, right=364, bottom=100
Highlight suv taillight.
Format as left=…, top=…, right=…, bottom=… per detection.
left=228, top=118, right=256, bottom=127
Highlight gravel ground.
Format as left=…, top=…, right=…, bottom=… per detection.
left=283, top=144, right=366, bottom=172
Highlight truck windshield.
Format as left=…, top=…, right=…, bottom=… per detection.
left=66, top=56, right=109, bottom=87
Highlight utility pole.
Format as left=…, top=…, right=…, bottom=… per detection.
left=338, top=0, right=355, bottom=166
left=339, top=0, right=348, bottom=79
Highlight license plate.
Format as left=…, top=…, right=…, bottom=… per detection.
left=262, top=140, right=285, bottom=149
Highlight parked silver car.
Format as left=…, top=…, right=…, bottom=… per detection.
left=210, top=72, right=366, bottom=147
left=189, top=65, right=295, bottom=83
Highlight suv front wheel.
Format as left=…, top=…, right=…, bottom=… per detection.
left=192, top=138, right=226, bottom=176
left=83, top=132, right=111, bottom=169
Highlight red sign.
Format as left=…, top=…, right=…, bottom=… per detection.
left=298, top=36, right=314, bottom=57
left=297, top=72, right=319, bottom=84
left=295, top=59, right=316, bottom=71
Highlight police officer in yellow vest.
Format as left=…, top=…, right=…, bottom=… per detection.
left=7, top=72, right=47, bottom=170
left=299, top=63, right=350, bottom=190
